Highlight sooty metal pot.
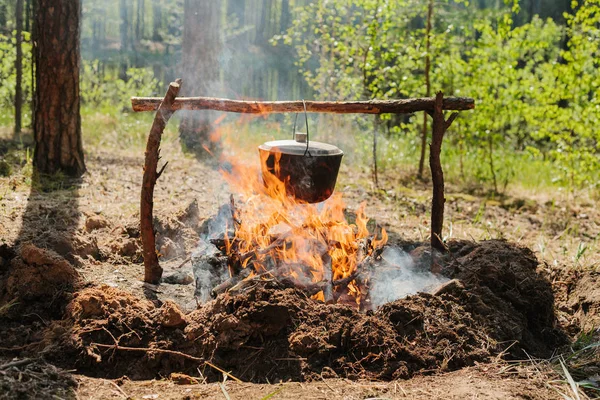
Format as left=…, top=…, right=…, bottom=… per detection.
left=258, top=104, right=343, bottom=203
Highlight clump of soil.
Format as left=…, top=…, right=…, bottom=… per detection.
left=552, top=267, right=600, bottom=335
left=43, top=240, right=565, bottom=383
left=0, top=243, right=80, bottom=318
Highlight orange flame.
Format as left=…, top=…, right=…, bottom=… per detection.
left=219, top=148, right=387, bottom=307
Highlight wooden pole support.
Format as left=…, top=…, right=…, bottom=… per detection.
left=429, top=91, right=459, bottom=253
left=141, top=79, right=182, bottom=284
left=131, top=96, right=475, bottom=115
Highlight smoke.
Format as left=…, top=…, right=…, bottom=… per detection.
left=192, top=202, right=234, bottom=302
left=369, top=246, right=449, bottom=308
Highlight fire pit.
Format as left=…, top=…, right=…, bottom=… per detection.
left=191, top=151, right=447, bottom=310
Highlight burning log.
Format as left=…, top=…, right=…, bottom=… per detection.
left=321, top=253, right=334, bottom=304
left=211, top=267, right=253, bottom=298
left=239, top=233, right=290, bottom=263
left=332, top=271, right=362, bottom=288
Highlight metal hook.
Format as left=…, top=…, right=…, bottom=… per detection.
left=293, top=112, right=298, bottom=139
left=302, top=99, right=311, bottom=157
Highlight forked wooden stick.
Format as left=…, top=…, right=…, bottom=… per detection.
left=429, top=91, right=459, bottom=253
left=141, top=79, right=182, bottom=284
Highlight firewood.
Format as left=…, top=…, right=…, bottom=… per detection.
left=239, top=233, right=290, bottom=263
left=211, top=267, right=253, bottom=298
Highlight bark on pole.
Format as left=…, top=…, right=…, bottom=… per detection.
left=33, top=0, right=85, bottom=177
left=430, top=91, right=458, bottom=253
left=141, top=79, right=182, bottom=284
left=131, top=96, right=475, bottom=114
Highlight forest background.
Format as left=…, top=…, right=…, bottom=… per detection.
left=0, top=0, right=598, bottom=196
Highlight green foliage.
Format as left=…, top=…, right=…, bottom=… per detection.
left=528, top=0, right=600, bottom=189
left=275, top=0, right=426, bottom=101
left=0, top=31, right=33, bottom=126
left=277, top=0, right=600, bottom=193
left=80, top=61, right=160, bottom=110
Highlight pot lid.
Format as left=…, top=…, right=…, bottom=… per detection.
left=258, top=136, right=343, bottom=156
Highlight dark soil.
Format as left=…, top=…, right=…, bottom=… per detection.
left=0, top=358, right=77, bottom=400
left=30, top=239, right=565, bottom=383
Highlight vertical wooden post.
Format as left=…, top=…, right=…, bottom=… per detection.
left=141, top=79, right=182, bottom=284
left=430, top=91, right=458, bottom=253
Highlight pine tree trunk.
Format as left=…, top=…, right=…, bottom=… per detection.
left=179, top=0, right=222, bottom=154
left=33, top=0, right=85, bottom=177
left=15, top=0, right=23, bottom=135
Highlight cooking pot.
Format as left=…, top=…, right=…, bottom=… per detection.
left=258, top=102, right=344, bottom=203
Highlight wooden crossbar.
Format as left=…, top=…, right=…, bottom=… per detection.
left=131, top=96, right=474, bottom=114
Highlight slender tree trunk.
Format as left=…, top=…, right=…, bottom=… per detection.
left=179, top=0, right=222, bottom=154
left=119, top=0, right=129, bottom=81
left=488, top=132, right=498, bottom=194
left=25, top=0, right=31, bottom=31
left=15, top=0, right=23, bottom=135
left=418, top=0, right=433, bottom=179
left=373, top=115, right=379, bottom=187
left=152, top=0, right=162, bottom=41
left=136, top=0, right=145, bottom=41
left=33, top=0, right=85, bottom=177
left=0, top=3, right=6, bottom=32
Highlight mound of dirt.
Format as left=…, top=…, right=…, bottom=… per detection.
left=43, top=240, right=564, bottom=382
left=445, top=239, right=565, bottom=356
left=0, top=243, right=80, bottom=318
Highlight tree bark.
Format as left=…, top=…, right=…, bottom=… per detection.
left=141, top=80, right=182, bottom=284
left=418, top=0, right=433, bottom=179
left=33, top=0, right=85, bottom=177
left=15, top=0, right=23, bottom=135
left=179, top=0, right=223, bottom=154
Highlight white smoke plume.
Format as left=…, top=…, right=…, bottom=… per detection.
left=369, top=246, right=449, bottom=308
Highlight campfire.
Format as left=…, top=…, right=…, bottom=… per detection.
left=191, top=148, right=447, bottom=311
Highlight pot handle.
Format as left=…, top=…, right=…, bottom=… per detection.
left=292, top=100, right=311, bottom=157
